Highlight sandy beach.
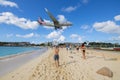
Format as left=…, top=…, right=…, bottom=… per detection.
left=0, top=48, right=120, bottom=80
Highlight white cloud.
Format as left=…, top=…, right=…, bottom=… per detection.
left=62, top=6, right=78, bottom=12
left=111, top=36, right=120, bottom=41
left=82, top=0, right=89, bottom=4
left=58, top=35, right=65, bottom=42
left=46, top=30, right=65, bottom=42
left=93, top=20, right=120, bottom=34
left=0, top=0, right=18, bottom=8
left=34, top=33, right=40, bottom=37
left=81, top=24, right=93, bottom=33
left=70, top=34, right=79, bottom=39
left=87, top=28, right=93, bottom=33
left=46, top=30, right=62, bottom=39
left=6, top=33, right=13, bottom=38
left=31, top=41, right=41, bottom=44
left=57, top=15, right=67, bottom=23
left=81, top=25, right=89, bottom=30
left=62, top=1, right=88, bottom=12
left=31, top=41, right=36, bottom=44
left=78, top=37, right=82, bottom=42
left=0, top=12, right=39, bottom=29
left=114, top=15, right=120, bottom=21
left=16, top=33, right=34, bottom=38
left=70, top=34, right=83, bottom=42
left=16, top=33, right=40, bottom=38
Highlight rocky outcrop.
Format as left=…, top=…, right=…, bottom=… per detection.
left=96, top=67, right=113, bottom=77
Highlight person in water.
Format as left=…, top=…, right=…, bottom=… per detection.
left=80, top=43, right=86, bottom=59
left=54, top=46, right=59, bottom=67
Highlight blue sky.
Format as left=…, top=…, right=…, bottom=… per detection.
left=0, top=0, right=120, bottom=44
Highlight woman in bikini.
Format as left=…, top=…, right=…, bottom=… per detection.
left=80, top=43, right=86, bottom=59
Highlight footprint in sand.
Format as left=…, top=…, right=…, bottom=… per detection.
left=32, top=74, right=36, bottom=77
left=82, top=76, right=84, bottom=79
left=38, top=72, right=40, bottom=75
left=69, top=56, right=73, bottom=58
left=12, top=75, right=14, bottom=78
left=36, top=66, right=39, bottom=71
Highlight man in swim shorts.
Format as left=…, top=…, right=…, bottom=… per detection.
left=54, top=46, right=59, bottom=67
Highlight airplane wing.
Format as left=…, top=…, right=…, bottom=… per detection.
left=45, top=8, right=59, bottom=26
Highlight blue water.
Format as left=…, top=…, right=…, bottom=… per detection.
left=0, top=46, right=41, bottom=57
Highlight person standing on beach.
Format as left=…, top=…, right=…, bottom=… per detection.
left=76, top=46, right=79, bottom=53
left=54, top=46, right=59, bottom=67
left=80, top=43, right=86, bottom=59
left=69, top=44, right=72, bottom=53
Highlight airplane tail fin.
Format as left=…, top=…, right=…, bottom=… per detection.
left=38, top=17, right=44, bottom=25
left=39, top=17, right=44, bottom=21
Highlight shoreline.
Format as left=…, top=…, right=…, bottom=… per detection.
left=0, top=48, right=47, bottom=77
left=0, top=47, right=45, bottom=60
left=0, top=50, right=37, bottom=60
left=0, top=46, right=42, bottom=58
left=0, top=48, right=120, bottom=80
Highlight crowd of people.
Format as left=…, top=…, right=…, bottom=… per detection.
left=53, top=43, right=86, bottom=67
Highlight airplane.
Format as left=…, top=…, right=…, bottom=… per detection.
left=38, top=8, right=72, bottom=30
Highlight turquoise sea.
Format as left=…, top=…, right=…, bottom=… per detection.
left=0, top=46, right=41, bottom=57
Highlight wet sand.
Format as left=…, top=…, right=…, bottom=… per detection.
left=0, top=48, right=120, bottom=80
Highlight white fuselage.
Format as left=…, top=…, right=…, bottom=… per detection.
left=44, top=22, right=72, bottom=27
